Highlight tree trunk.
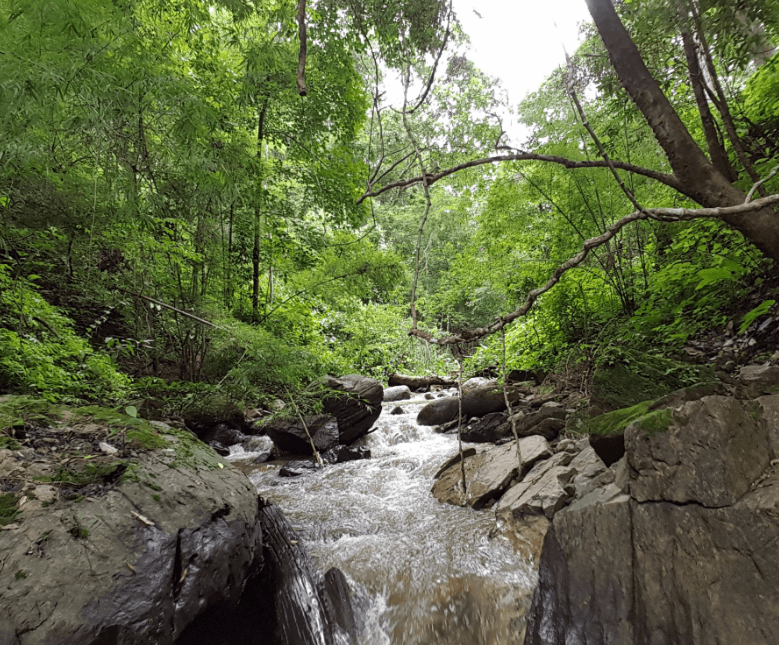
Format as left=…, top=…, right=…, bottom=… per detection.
left=584, top=0, right=779, bottom=262
left=252, top=102, right=269, bottom=319
left=679, top=21, right=735, bottom=180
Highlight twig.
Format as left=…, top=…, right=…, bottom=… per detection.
left=285, top=388, right=323, bottom=467
left=455, top=347, right=467, bottom=499
left=117, top=288, right=220, bottom=329
left=746, top=165, right=779, bottom=203
left=501, top=328, right=522, bottom=478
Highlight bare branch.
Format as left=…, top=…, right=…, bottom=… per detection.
left=356, top=154, right=682, bottom=204
left=746, top=165, right=779, bottom=203
left=118, top=289, right=220, bottom=328
left=409, top=193, right=779, bottom=346
left=406, top=0, right=453, bottom=115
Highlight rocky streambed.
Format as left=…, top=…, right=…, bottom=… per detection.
left=3, top=363, right=779, bottom=644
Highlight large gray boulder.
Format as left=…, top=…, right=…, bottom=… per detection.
left=524, top=394, right=779, bottom=645
left=322, top=374, right=383, bottom=444
left=432, top=436, right=551, bottom=509
left=264, top=414, right=340, bottom=455
left=0, top=414, right=263, bottom=645
left=625, top=396, right=770, bottom=507
left=417, top=384, right=519, bottom=426
left=383, top=385, right=412, bottom=402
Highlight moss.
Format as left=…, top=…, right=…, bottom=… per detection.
left=0, top=395, right=64, bottom=430
left=15, top=570, right=27, bottom=581
left=0, top=435, right=22, bottom=450
left=580, top=399, right=653, bottom=437
left=634, top=408, right=674, bottom=436
left=0, top=492, right=21, bottom=526
left=118, top=462, right=142, bottom=484
left=38, top=461, right=125, bottom=486
left=69, top=526, right=89, bottom=539
left=749, top=403, right=762, bottom=421
left=152, top=494, right=161, bottom=502
left=592, top=349, right=713, bottom=411
left=144, top=480, right=162, bottom=492
left=126, top=427, right=168, bottom=450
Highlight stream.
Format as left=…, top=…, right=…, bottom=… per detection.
left=227, top=391, right=536, bottom=645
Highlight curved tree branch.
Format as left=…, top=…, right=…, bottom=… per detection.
left=410, top=192, right=779, bottom=346
left=356, top=154, right=682, bottom=204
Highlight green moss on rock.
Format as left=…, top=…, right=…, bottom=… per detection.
left=0, top=492, right=20, bottom=526
left=634, top=408, right=674, bottom=436
left=580, top=399, right=653, bottom=437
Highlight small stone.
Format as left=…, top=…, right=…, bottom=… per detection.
left=390, top=406, right=405, bottom=415
left=99, top=442, right=118, bottom=456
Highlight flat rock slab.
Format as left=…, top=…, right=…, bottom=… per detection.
left=626, top=396, right=770, bottom=507
left=432, top=436, right=551, bottom=509
left=496, top=451, right=576, bottom=519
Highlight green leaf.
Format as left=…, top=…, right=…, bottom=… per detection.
left=695, top=267, right=734, bottom=291
left=125, top=406, right=138, bottom=419
left=739, top=300, right=775, bottom=334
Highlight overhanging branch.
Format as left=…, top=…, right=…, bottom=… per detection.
left=357, top=153, right=682, bottom=204
left=410, top=193, right=779, bottom=346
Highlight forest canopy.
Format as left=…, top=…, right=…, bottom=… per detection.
left=1, top=0, right=778, bottom=408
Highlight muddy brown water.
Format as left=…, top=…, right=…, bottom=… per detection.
left=228, top=393, right=536, bottom=644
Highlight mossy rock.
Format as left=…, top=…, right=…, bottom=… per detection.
left=591, top=349, right=714, bottom=413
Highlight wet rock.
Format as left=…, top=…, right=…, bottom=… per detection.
left=390, top=406, right=405, bottom=415
left=279, top=459, right=321, bottom=477
left=265, top=414, right=340, bottom=456
left=202, top=423, right=247, bottom=447
left=209, top=440, right=230, bottom=456
left=252, top=452, right=272, bottom=465
left=626, top=396, right=770, bottom=507
left=433, top=448, right=478, bottom=479
left=384, top=385, right=412, bottom=402
left=461, top=412, right=508, bottom=443
left=424, top=393, right=435, bottom=400
left=322, top=374, right=383, bottom=444
left=319, top=567, right=357, bottom=641
left=432, top=436, right=552, bottom=509
left=417, top=384, right=520, bottom=426
left=322, top=446, right=371, bottom=464
left=387, top=373, right=456, bottom=389
left=0, top=428, right=263, bottom=645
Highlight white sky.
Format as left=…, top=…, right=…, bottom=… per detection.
left=452, top=0, right=591, bottom=106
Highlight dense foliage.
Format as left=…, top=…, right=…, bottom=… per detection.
left=1, top=0, right=778, bottom=406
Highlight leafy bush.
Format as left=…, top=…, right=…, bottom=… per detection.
left=0, top=267, right=129, bottom=401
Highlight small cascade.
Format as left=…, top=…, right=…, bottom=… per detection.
left=228, top=393, right=536, bottom=644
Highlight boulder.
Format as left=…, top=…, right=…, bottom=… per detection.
left=524, top=395, right=779, bottom=645
left=387, top=373, right=457, bottom=389
left=507, top=368, right=546, bottom=386
left=0, top=406, right=263, bottom=645
left=461, top=412, right=508, bottom=443
left=202, top=423, right=247, bottom=447
left=383, top=385, right=412, bottom=401
left=417, top=384, right=520, bottom=426
left=495, top=451, right=577, bottom=520
left=279, top=459, right=321, bottom=477
left=321, top=445, right=371, bottom=464
left=208, top=440, right=230, bottom=456
left=756, top=393, right=779, bottom=457
left=390, top=406, right=405, bottom=415
left=322, top=374, right=383, bottom=444
left=625, top=396, right=770, bottom=507
left=432, top=436, right=552, bottom=509
left=264, top=414, right=340, bottom=455
left=739, top=364, right=779, bottom=398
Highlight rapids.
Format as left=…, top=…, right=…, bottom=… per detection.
left=228, top=392, right=536, bottom=644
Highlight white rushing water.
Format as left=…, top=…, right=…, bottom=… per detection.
left=227, top=393, right=536, bottom=644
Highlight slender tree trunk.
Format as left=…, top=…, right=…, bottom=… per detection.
left=584, top=0, right=779, bottom=262
left=252, top=101, right=269, bottom=319
left=679, top=19, right=735, bottom=180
